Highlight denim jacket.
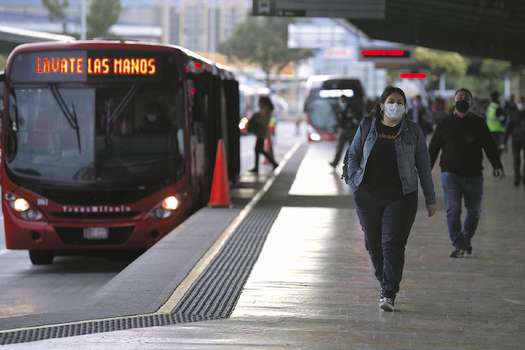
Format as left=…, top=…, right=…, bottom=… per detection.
left=346, top=117, right=436, bottom=205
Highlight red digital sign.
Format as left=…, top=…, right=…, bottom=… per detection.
left=361, top=49, right=410, bottom=58
left=35, top=56, right=157, bottom=76
left=399, top=72, right=427, bottom=79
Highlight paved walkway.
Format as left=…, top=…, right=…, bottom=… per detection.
left=6, top=142, right=525, bottom=349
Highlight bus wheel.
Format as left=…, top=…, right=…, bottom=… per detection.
left=29, top=250, right=54, bottom=265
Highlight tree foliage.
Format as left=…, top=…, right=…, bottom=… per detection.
left=414, top=47, right=467, bottom=77
left=218, top=17, right=313, bottom=88
left=0, top=54, right=6, bottom=70
left=42, top=0, right=69, bottom=33
left=458, top=59, right=511, bottom=97
left=87, top=0, right=122, bottom=39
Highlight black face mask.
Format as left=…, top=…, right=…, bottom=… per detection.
left=455, top=100, right=470, bottom=113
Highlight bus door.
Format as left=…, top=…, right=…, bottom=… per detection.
left=0, top=71, right=4, bottom=181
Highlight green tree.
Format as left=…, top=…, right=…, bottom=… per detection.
left=42, top=0, right=69, bottom=33
left=87, top=0, right=121, bottom=39
left=454, top=58, right=510, bottom=97
left=0, top=54, right=6, bottom=70
left=218, top=17, right=313, bottom=88
left=414, top=47, right=468, bottom=77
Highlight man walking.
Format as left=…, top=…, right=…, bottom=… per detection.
left=429, top=88, right=504, bottom=258
left=505, top=96, right=525, bottom=187
left=329, top=95, right=361, bottom=168
left=486, top=91, right=507, bottom=156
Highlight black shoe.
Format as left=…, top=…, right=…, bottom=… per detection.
left=329, top=161, right=336, bottom=168
left=273, top=163, right=279, bottom=170
left=449, top=248, right=465, bottom=258
left=462, top=233, right=472, bottom=255
left=379, top=296, right=395, bottom=312
left=248, top=167, right=258, bottom=174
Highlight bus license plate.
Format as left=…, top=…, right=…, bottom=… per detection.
left=83, top=227, right=109, bottom=240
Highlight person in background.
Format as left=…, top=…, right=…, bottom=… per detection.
left=486, top=91, right=507, bottom=155
left=141, top=102, right=169, bottom=133
left=249, top=96, right=279, bottom=174
left=346, top=86, right=436, bottom=312
left=408, top=95, right=433, bottom=136
left=329, top=94, right=361, bottom=168
left=431, top=97, right=448, bottom=126
left=429, top=88, right=504, bottom=258
left=505, top=96, right=525, bottom=187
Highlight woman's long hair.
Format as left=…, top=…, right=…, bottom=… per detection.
left=258, top=96, right=274, bottom=111
left=374, top=86, right=407, bottom=120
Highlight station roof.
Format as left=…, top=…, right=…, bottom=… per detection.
left=0, top=25, right=75, bottom=54
left=348, top=0, right=525, bottom=64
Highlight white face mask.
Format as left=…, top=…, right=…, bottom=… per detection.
left=384, top=103, right=405, bottom=120
left=518, top=103, right=524, bottom=112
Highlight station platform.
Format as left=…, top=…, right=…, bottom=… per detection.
left=1, top=140, right=524, bottom=349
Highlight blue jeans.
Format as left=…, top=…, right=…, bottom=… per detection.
left=441, top=172, right=483, bottom=249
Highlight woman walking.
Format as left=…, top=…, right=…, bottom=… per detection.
left=249, top=96, right=279, bottom=174
left=345, top=86, right=436, bottom=311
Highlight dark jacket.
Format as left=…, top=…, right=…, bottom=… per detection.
left=249, top=112, right=271, bottom=139
left=429, top=112, right=503, bottom=176
left=505, top=109, right=525, bottom=144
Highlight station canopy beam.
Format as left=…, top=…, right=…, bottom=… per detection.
left=349, top=0, right=525, bottom=64
left=253, top=0, right=385, bottom=19
left=0, top=25, right=75, bottom=54
left=252, top=0, right=525, bottom=64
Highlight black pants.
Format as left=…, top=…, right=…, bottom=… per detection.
left=332, top=128, right=356, bottom=166
left=353, top=188, right=418, bottom=297
left=491, top=132, right=505, bottom=156
left=512, top=139, right=525, bottom=184
left=253, top=136, right=278, bottom=170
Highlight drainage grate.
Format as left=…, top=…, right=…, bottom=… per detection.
left=173, top=206, right=281, bottom=319
left=0, top=144, right=307, bottom=345
left=0, top=314, right=211, bottom=345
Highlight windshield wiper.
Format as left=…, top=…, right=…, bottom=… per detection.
left=50, top=84, right=82, bottom=152
left=13, top=167, right=42, bottom=177
left=107, top=84, right=139, bottom=126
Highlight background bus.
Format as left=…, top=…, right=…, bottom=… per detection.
left=1, top=41, right=240, bottom=264
left=303, top=77, right=365, bottom=142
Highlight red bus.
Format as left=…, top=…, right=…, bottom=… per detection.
left=303, top=77, right=365, bottom=142
left=0, top=41, right=240, bottom=265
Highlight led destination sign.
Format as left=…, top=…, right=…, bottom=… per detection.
left=10, top=50, right=170, bottom=83
left=35, top=56, right=157, bottom=76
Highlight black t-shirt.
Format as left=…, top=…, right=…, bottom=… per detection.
left=361, top=121, right=403, bottom=197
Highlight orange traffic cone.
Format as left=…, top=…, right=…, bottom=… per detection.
left=209, top=139, right=231, bottom=208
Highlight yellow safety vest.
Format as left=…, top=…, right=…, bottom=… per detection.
left=486, top=102, right=505, bottom=133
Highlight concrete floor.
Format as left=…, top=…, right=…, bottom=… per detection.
left=6, top=142, right=524, bottom=349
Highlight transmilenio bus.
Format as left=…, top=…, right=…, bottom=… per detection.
left=303, top=77, right=365, bottom=142
left=0, top=41, right=240, bottom=265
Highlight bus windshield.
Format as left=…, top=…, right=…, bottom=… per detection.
left=307, top=95, right=338, bottom=133
left=6, top=83, right=185, bottom=189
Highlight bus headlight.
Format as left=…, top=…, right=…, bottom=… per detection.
left=161, top=196, right=179, bottom=210
left=152, top=208, right=172, bottom=219
left=151, top=195, right=180, bottom=219
left=21, top=209, right=44, bottom=221
left=12, top=198, right=30, bottom=212
left=310, top=133, right=321, bottom=141
left=6, top=194, right=44, bottom=221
